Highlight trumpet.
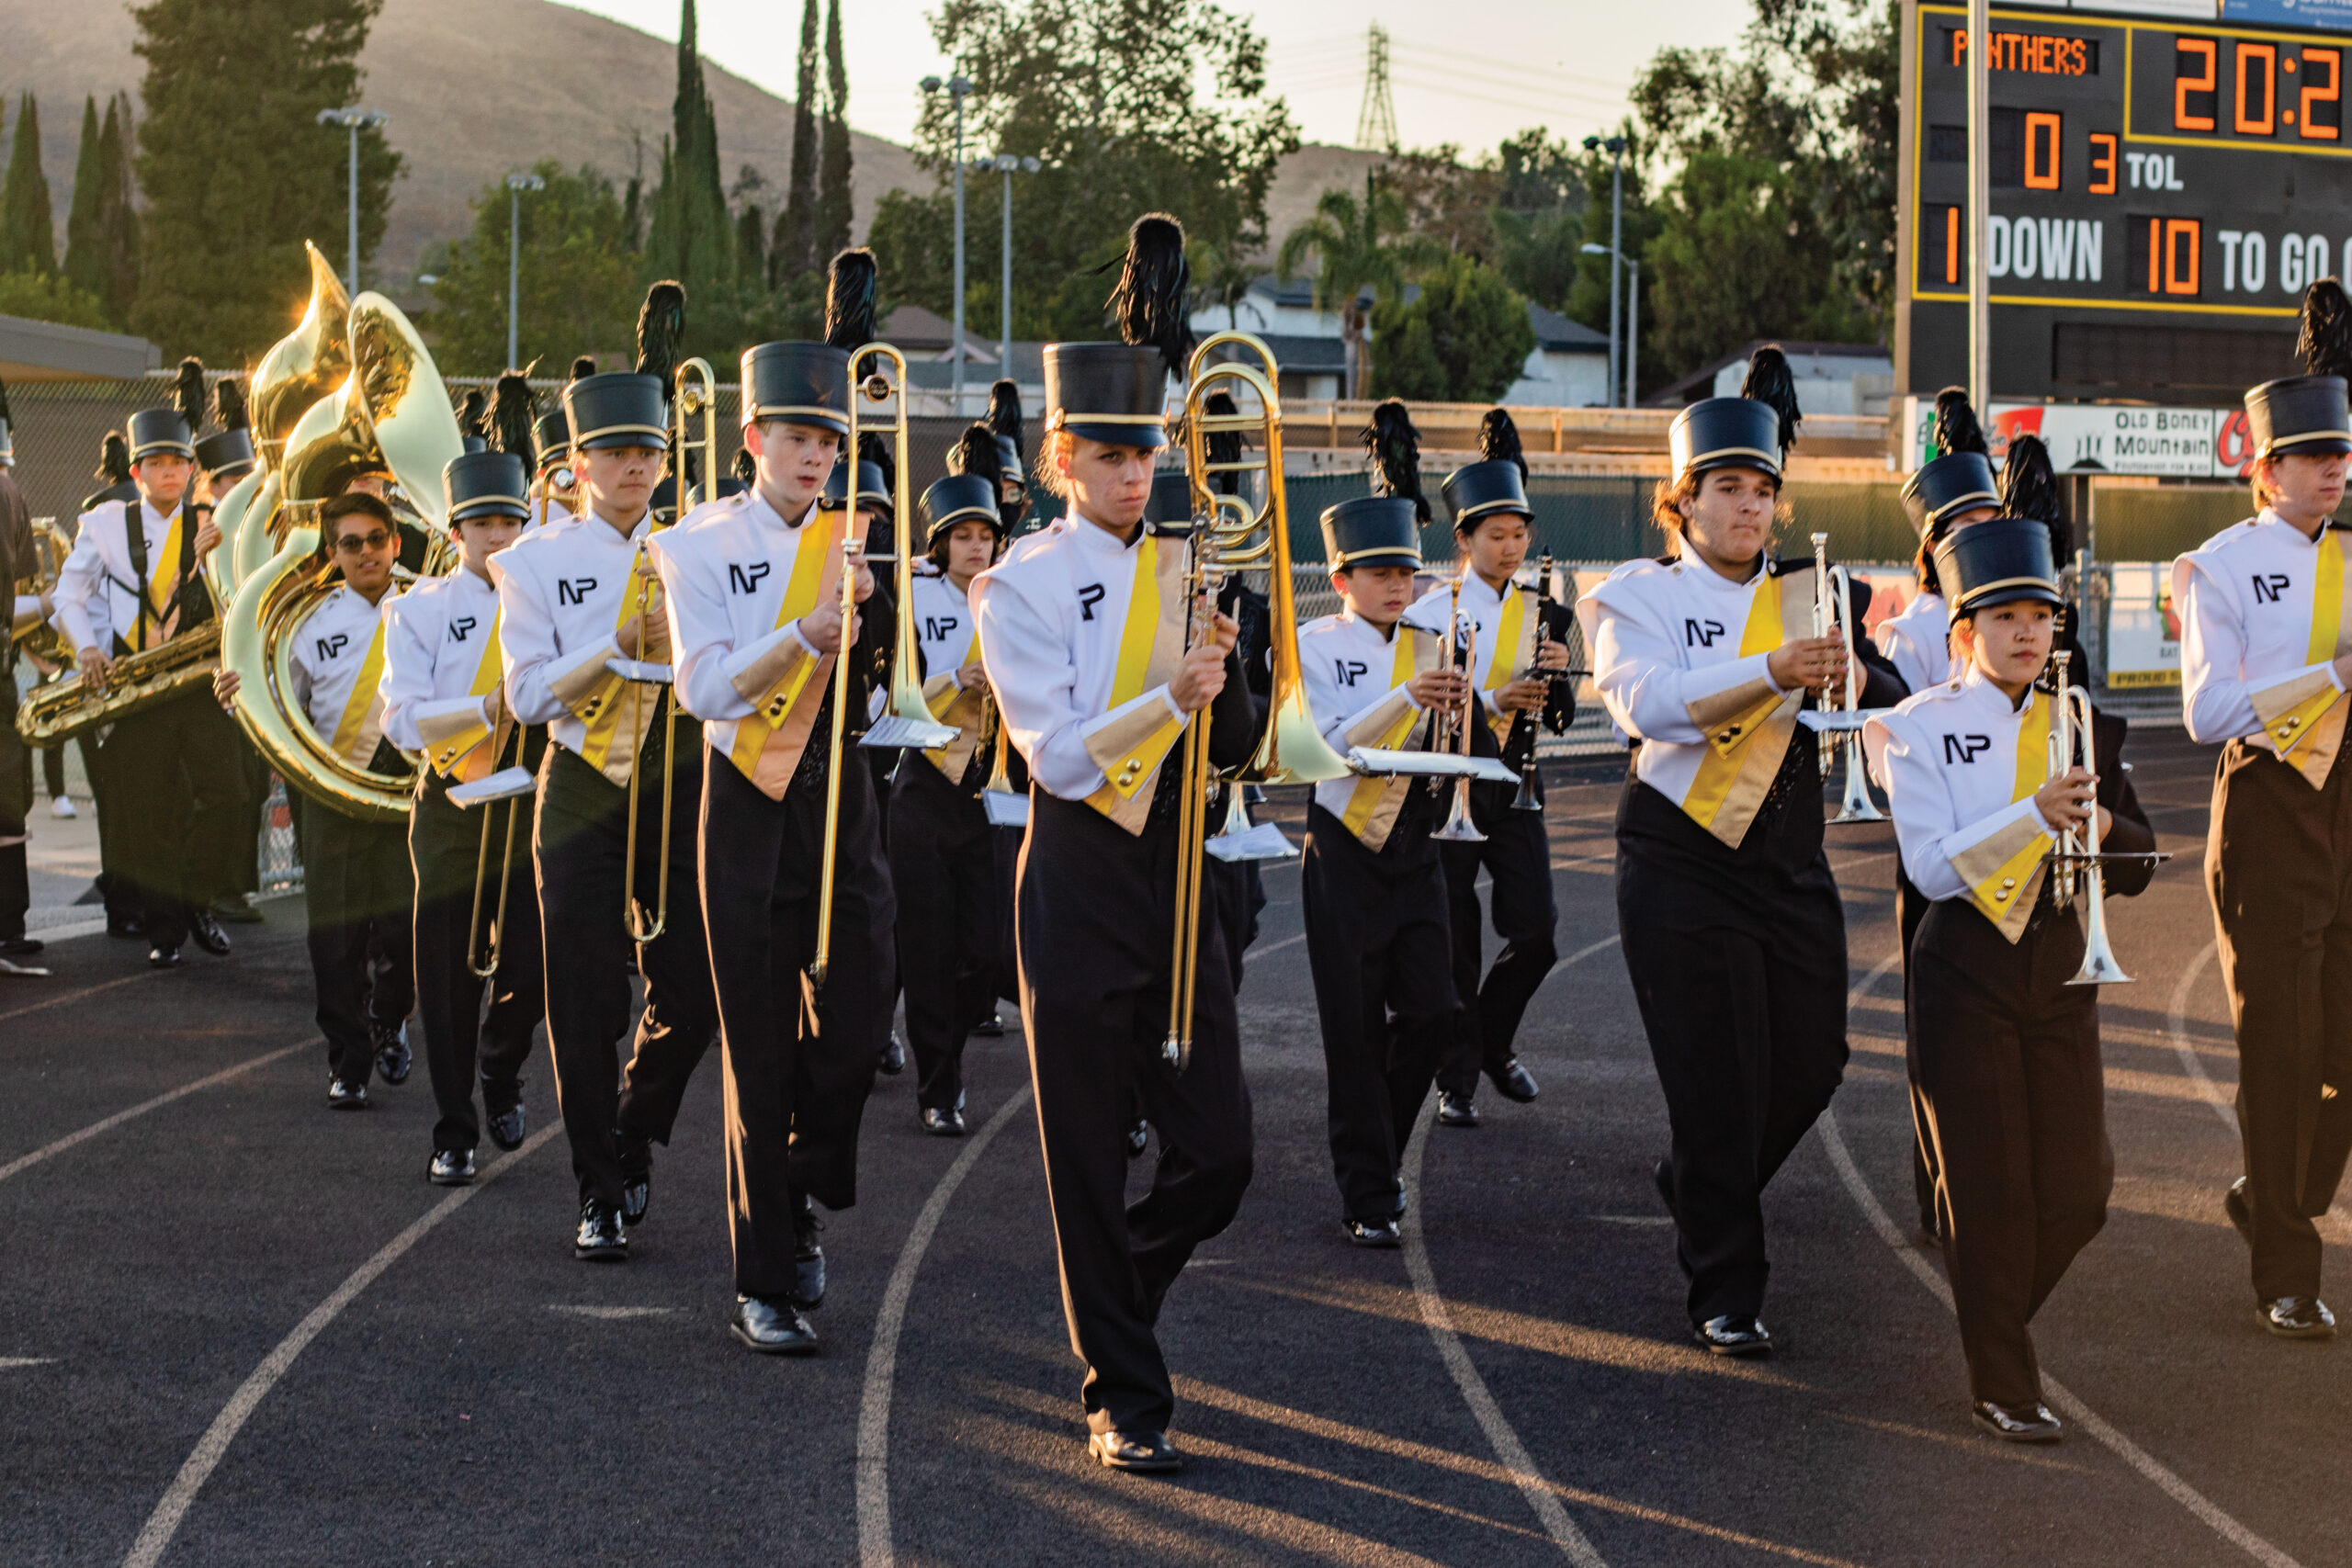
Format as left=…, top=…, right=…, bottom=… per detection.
left=2043, top=655, right=2135, bottom=986
left=1809, top=532, right=1887, bottom=825
left=1430, top=569, right=1487, bottom=844
left=852, top=343, right=957, bottom=753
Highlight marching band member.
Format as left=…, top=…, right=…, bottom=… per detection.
left=1867, top=517, right=2154, bottom=1440
left=0, top=373, right=39, bottom=965
left=193, top=375, right=257, bottom=502
left=972, top=214, right=1257, bottom=1471
left=987, top=378, right=1034, bottom=534
left=2174, top=278, right=2352, bottom=1339
left=195, top=374, right=269, bottom=929
left=381, top=375, right=547, bottom=1183
left=1577, top=348, right=1854, bottom=1356
left=55, top=400, right=243, bottom=968
left=892, top=426, right=1011, bottom=1136
left=530, top=358, right=593, bottom=528
left=651, top=249, right=892, bottom=1353
left=76, top=432, right=139, bottom=938
left=494, top=284, right=720, bottom=1261
left=1422, top=406, right=1574, bottom=1129
left=1296, top=445, right=1460, bottom=1245
left=215, top=491, right=415, bottom=1106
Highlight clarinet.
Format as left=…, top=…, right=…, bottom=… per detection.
left=1506, top=554, right=1555, bottom=814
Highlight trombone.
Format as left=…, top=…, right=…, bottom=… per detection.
left=808, top=513, right=864, bottom=995
left=1809, top=531, right=1887, bottom=825
left=851, top=343, right=957, bottom=753
left=1162, top=530, right=1226, bottom=1071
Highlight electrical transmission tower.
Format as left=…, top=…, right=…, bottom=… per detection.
left=1355, top=23, right=1398, bottom=152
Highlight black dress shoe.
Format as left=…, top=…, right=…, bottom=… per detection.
left=877, top=1031, right=908, bottom=1076
left=1435, top=1089, right=1479, bottom=1128
left=427, top=1148, right=478, bottom=1186
left=2224, top=1178, right=2253, bottom=1246
left=209, top=897, right=265, bottom=925
left=1972, top=1400, right=2063, bottom=1442
left=921, top=1105, right=966, bottom=1137
left=1343, top=1215, right=1402, bottom=1248
left=1487, top=1057, right=1539, bottom=1102
left=1125, top=1118, right=1150, bottom=1160
left=1088, top=1427, right=1182, bottom=1472
left=574, top=1199, right=628, bottom=1260
left=973, top=1009, right=1006, bottom=1038
left=616, top=1134, right=652, bottom=1225
left=327, top=1077, right=369, bottom=1111
left=0, top=934, right=45, bottom=957
left=187, top=909, right=232, bottom=956
left=147, top=943, right=183, bottom=969
left=792, top=1194, right=827, bottom=1308
left=2259, top=1296, right=2336, bottom=1338
left=1695, top=1314, right=1772, bottom=1356
left=372, top=1022, right=412, bottom=1085
left=730, top=1294, right=820, bottom=1354
left=484, top=1096, right=526, bottom=1153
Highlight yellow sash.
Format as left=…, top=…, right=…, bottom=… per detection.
left=329, top=618, right=390, bottom=769
left=1962, top=692, right=2054, bottom=933
left=2259, top=531, right=2350, bottom=786
left=1080, top=533, right=1193, bottom=832
left=429, top=609, right=506, bottom=780
left=1679, top=568, right=1805, bottom=844
left=725, top=513, right=842, bottom=794
left=579, top=549, right=668, bottom=786
left=922, top=616, right=989, bottom=781
left=1483, top=586, right=1528, bottom=745
left=140, top=507, right=185, bottom=650
left=1340, top=626, right=1433, bottom=843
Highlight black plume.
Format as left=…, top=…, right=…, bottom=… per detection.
left=1204, top=391, right=1243, bottom=496
left=987, top=378, right=1023, bottom=454
left=824, top=248, right=878, bottom=352
left=489, top=371, right=537, bottom=465
left=1104, top=213, right=1194, bottom=374
left=1999, top=433, right=2072, bottom=560
left=97, top=432, right=130, bottom=484
left=635, top=281, right=686, bottom=389
left=570, top=355, right=596, bottom=382
left=732, top=446, right=754, bottom=484
left=213, top=377, right=247, bottom=433
left=950, top=422, right=999, bottom=481
left=857, top=429, right=894, bottom=494
left=175, top=357, right=207, bottom=429
left=1740, top=344, right=1804, bottom=453
left=1931, top=385, right=1987, bottom=457
left=1477, top=407, right=1527, bottom=478
left=2298, top=278, right=2352, bottom=380
left=1363, top=398, right=1429, bottom=524
left=455, top=387, right=487, bottom=437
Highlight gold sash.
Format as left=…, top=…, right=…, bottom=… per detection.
left=578, top=548, right=669, bottom=787
left=1338, top=625, right=1442, bottom=851
left=2248, top=529, right=2352, bottom=787
left=427, top=608, right=506, bottom=781
left=723, top=514, right=843, bottom=798
left=1678, top=567, right=1809, bottom=847
left=1079, top=532, right=1193, bottom=834
left=922, top=617, right=989, bottom=783
left=140, top=505, right=186, bottom=649
left=1950, top=692, right=2053, bottom=942
left=328, top=618, right=390, bottom=769
left=1483, top=585, right=1531, bottom=746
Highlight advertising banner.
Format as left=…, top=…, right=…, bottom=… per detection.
left=1896, top=396, right=2259, bottom=477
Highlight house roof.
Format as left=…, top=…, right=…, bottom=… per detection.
left=1528, top=304, right=1609, bottom=354
left=1645, top=338, right=1894, bottom=408
left=0, top=314, right=163, bottom=381
left=881, top=304, right=1002, bottom=361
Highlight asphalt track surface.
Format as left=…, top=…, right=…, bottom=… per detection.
left=3, top=728, right=2348, bottom=1567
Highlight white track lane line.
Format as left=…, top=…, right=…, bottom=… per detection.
left=856, top=1084, right=1035, bottom=1568
left=120, top=1120, right=562, bottom=1568
left=2165, top=942, right=2236, bottom=1130
left=1819, top=951, right=2307, bottom=1568
left=0, top=973, right=146, bottom=1029
left=1399, top=940, right=1614, bottom=1567
left=0, top=1037, right=314, bottom=1184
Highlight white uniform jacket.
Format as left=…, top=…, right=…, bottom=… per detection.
left=492, top=508, right=667, bottom=787
left=1410, top=569, right=1547, bottom=747
left=55, top=497, right=202, bottom=654
left=904, top=568, right=989, bottom=781
left=1297, top=606, right=1445, bottom=850
left=288, top=582, right=396, bottom=770
left=381, top=567, right=511, bottom=779
left=2172, top=509, right=2352, bottom=786
left=1875, top=587, right=1951, bottom=694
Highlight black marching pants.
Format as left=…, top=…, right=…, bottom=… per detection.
left=1305, top=804, right=1453, bottom=1219
left=1896, top=863, right=1939, bottom=1233
left=1437, top=804, right=1558, bottom=1096
left=702, top=747, right=891, bottom=1299
left=106, top=687, right=244, bottom=949
left=0, top=668, right=27, bottom=942
left=534, top=741, right=718, bottom=1209
left=1911, top=896, right=2109, bottom=1407
left=300, top=795, right=416, bottom=1086
left=412, top=776, right=544, bottom=1154
left=1019, top=789, right=1255, bottom=1436
left=2208, top=740, right=2352, bottom=1302
left=888, top=759, right=1004, bottom=1113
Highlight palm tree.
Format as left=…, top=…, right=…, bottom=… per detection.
left=1188, top=238, right=1259, bottom=333
left=1275, top=170, right=1439, bottom=400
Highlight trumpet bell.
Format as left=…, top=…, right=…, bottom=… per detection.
left=1829, top=734, right=1888, bottom=823
left=1430, top=787, right=1487, bottom=842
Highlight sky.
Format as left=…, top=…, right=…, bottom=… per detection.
left=550, top=0, right=1758, bottom=154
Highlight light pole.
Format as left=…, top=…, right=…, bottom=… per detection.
left=1581, top=133, right=1626, bottom=407
left=986, top=154, right=1042, bottom=376
left=316, top=107, right=389, bottom=294
left=504, top=173, right=544, bottom=369
left=1582, top=243, right=1639, bottom=407
left=921, top=75, right=974, bottom=414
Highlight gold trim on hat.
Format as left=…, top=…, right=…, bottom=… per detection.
left=571, top=422, right=671, bottom=444
left=1957, top=573, right=2060, bottom=603
left=1046, top=411, right=1169, bottom=428
left=744, top=403, right=848, bottom=424
left=1683, top=445, right=1782, bottom=472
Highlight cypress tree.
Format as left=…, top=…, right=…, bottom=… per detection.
left=737, top=201, right=765, bottom=286
left=96, top=96, right=141, bottom=327
left=774, top=0, right=820, bottom=283
left=816, top=0, right=854, bottom=260
left=0, top=95, right=57, bottom=276
left=643, top=0, right=733, bottom=294
left=130, top=0, right=401, bottom=360
left=62, top=96, right=107, bottom=305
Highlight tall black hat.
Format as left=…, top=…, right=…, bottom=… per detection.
left=1044, top=214, right=1192, bottom=451
left=987, top=378, right=1025, bottom=481
left=1901, top=387, right=1999, bottom=537
left=0, top=370, right=15, bottom=466
left=820, top=430, right=893, bottom=519
left=2245, top=279, right=2352, bottom=460
left=126, top=406, right=195, bottom=463
left=445, top=371, right=539, bottom=525
left=1998, top=431, right=2071, bottom=561
left=1442, top=407, right=1532, bottom=532
left=1322, top=400, right=1427, bottom=570
left=742, top=249, right=871, bottom=438
left=565, top=285, right=679, bottom=455
left=1935, top=516, right=2062, bottom=616
left=195, top=377, right=256, bottom=479
left=924, top=424, right=1005, bottom=548
left=537, top=357, right=594, bottom=468
left=1668, top=345, right=1802, bottom=485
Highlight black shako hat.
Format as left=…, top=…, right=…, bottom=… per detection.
left=194, top=377, right=255, bottom=479
left=127, top=407, right=195, bottom=463
left=1323, top=400, right=1428, bottom=570
left=442, top=452, right=530, bottom=525
left=1902, top=385, right=2000, bottom=536
left=1044, top=214, right=1193, bottom=451
left=820, top=432, right=893, bottom=521
left=1935, top=516, right=2063, bottom=616
left=2247, top=278, right=2352, bottom=460
left=567, top=282, right=684, bottom=455
left=1443, top=407, right=1532, bottom=532
left=1669, top=345, right=1804, bottom=486
left=742, top=249, right=874, bottom=438
left=924, top=424, right=1006, bottom=549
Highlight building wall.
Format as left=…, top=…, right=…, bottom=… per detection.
left=1504, top=348, right=1611, bottom=409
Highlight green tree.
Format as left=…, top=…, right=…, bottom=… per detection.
left=1378, top=144, right=1501, bottom=261
left=0, top=95, right=56, bottom=276
left=0, top=268, right=113, bottom=330
left=773, top=0, right=820, bottom=282
left=865, top=186, right=954, bottom=318
left=1370, top=254, right=1533, bottom=403
left=737, top=201, right=766, bottom=286
left=130, top=0, right=399, bottom=361
left=95, top=96, right=142, bottom=328
left=62, top=97, right=107, bottom=308
left=641, top=0, right=744, bottom=357
left=1276, top=172, right=1440, bottom=400
left=424, top=161, right=643, bottom=376
left=815, top=0, right=853, bottom=261
left=1490, top=128, right=1587, bottom=313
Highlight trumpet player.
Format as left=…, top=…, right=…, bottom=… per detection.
left=650, top=249, right=891, bottom=1354
left=1296, top=466, right=1461, bottom=1247
left=1865, top=517, right=2154, bottom=1441
left=494, top=283, right=720, bottom=1261
left=380, top=378, right=547, bottom=1184
left=971, top=214, right=1257, bottom=1472
left=1420, top=406, right=1574, bottom=1129
left=1578, top=348, right=1854, bottom=1356
left=2174, top=276, right=2352, bottom=1340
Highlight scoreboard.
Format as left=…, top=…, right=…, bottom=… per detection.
left=1896, top=1, right=2352, bottom=404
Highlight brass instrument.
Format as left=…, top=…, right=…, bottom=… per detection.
left=221, top=243, right=355, bottom=600
left=1809, top=531, right=1887, bottom=825
left=2043, top=654, right=2143, bottom=985
left=851, top=343, right=957, bottom=752
left=1430, top=570, right=1486, bottom=843
left=673, top=356, right=718, bottom=513
left=460, top=750, right=533, bottom=979
left=1161, top=531, right=1225, bottom=1070
left=978, top=687, right=1027, bottom=827
left=618, top=541, right=677, bottom=943
left=201, top=467, right=263, bottom=605
left=808, top=515, right=865, bottom=993
left=17, top=623, right=221, bottom=745
left=11, top=519, right=72, bottom=666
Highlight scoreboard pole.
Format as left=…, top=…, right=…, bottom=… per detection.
left=1968, top=0, right=1992, bottom=411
